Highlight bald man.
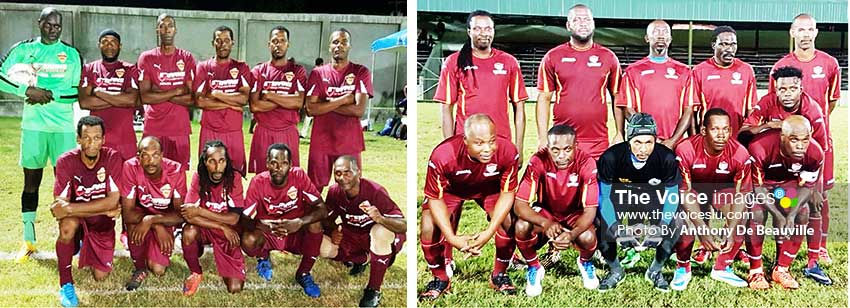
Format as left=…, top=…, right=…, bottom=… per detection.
left=419, top=114, right=520, bottom=300
left=615, top=20, right=691, bottom=149
left=745, top=115, right=824, bottom=290
left=119, top=136, right=186, bottom=291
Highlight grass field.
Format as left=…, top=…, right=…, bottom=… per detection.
left=0, top=117, right=408, bottom=306
left=416, top=102, right=848, bottom=306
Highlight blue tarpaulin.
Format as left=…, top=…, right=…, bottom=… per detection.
left=370, top=29, right=407, bottom=53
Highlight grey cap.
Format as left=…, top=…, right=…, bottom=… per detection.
left=626, top=112, right=657, bottom=140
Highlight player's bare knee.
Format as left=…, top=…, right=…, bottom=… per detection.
left=225, top=279, right=243, bottom=293
left=181, top=225, right=199, bottom=245
left=577, top=229, right=596, bottom=245
left=319, top=234, right=339, bottom=259
left=57, top=219, right=79, bottom=242
left=513, top=219, right=532, bottom=238
left=796, top=209, right=809, bottom=225
left=370, top=224, right=395, bottom=255
left=148, top=262, right=167, bottom=276
left=240, top=231, right=259, bottom=249
left=307, top=221, right=323, bottom=233
left=93, top=269, right=110, bottom=281
left=419, top=209, right=436, bottom=241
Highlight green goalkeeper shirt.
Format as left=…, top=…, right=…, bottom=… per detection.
left=0, top=38, right=82, bottom=133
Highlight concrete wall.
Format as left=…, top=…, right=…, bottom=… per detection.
left=0, top=3, right=406, bottom=121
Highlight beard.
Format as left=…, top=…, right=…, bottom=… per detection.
left=101, top=50, right=120, bottom=63
left=571, top=32, right=593, bottom=44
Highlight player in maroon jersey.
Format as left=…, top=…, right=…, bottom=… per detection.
left=513, top=124, right=599, bottom=295
left=138, top=14, right=196, bottom=172
left=180, top=140, right=245, bottom=296
left=249, top=26, right=307, bottom=173
left=194, top=26, right=251, bottom=175
left=51, top=116, right=124, bottom=307
left=120, top=136, right=187, bottom=291
left=322, top=156, right=406, bottom=307
left=536, top=4, right=620, bottom=158
left=419, top=114, right=520, bottom=300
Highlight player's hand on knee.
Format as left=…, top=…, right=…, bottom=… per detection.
left=331, top=228, right=343, bottom=245
left=810, top=193, right=823, bottom=214
left=50, top=199, right=70, bottom=220
left=551, top=231, right=573, bottom=250
left=153, top=225, right=173, bottom=255
left=132, top=218, right=153, bottom=245
left=220, top=226, right=241, bottom=250
left=542, top=220, right=564, bottom=239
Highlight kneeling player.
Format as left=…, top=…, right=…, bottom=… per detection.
left=513, top=124, right=599, bottom=295
left=180, top=140, right=246, bottom=295
left=322, top=156, right=406, bottom=307
left=52, top=116, right=124, bottom=307
left=120, top=136, right=187, bottom=291
left=745, top=116, right=823, bottom=290
left=241, top=143, right=328, bottom=298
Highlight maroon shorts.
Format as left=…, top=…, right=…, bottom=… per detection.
left=259, top=228, right=311, bottom=256
left=199, top=129, right=245, bottom=175
left=144, top=134, right=190, bottom=171
left=77, top=215, right=116, bottom=273
left=130, top=225, right=175, bottom=267
left=106, top=140, right=137, bottom=162
left=308, top=152, right=361, bottom=189
left=336, top=228, right=406, bottom=265
left=198, top=227, right=246, bottom=280
left=577, top=138, right=608, bottom=160
left=249, top=125, right=300, bottom=173
left=422, top=192, right=500, bottom=214
left=532, top=205, right=587, bottom=229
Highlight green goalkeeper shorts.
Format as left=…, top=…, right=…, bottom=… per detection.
left=19, top=129, right=76, bottom=169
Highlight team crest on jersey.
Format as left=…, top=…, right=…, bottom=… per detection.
left=57, top=52, right=67, bottom=63
left=812, top=66, right=825, bottom=79
left=160, top=184, right=172, bottom=199
left=345, top=73, right=356, bottom=85
left=287, top=186, right=298, bottom=200
left=285, top=71, right=295, bottom=81
left=568, top=173, right=579, bottom=187
left=716, top=161, right=730, bottom=174
left=483, top=163, right=499, bottom=177
left=731, top=72, right=743, bottom=85
left=115, top=68, right=125, bottom=78
left=492, top=62, right=507, bottom=75
left=791, top=163, right=802, bottom=172
left=176, top=59, right=185, bottom=72
left=648, top=178, right=661, bottom=186
left=664, top=67, right=678, bottom=79
left=587, top=55, right=601, bottom=67
left=96, top=167, right=106, bottom=182
left=229, top=68, right=239, bottom=79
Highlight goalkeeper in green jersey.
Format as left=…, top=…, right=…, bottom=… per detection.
left=0, top=7, right=82, bottom=264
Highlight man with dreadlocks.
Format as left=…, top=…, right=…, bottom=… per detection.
left=180, top=140, right=245, bottom=296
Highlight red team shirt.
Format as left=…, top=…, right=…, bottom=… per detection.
left=688, top=58, right=757, bottom=134
left=748, top=130, right=823, bottom=188
left=80, top=60, right=138, bottom=159
left=616, top=57, right=690, bottom=139
left=251, top=61, right=307, bottom=130
left=137, top=47, right=196, bottom=136
left=243, top=168, right=322, bottom=221
left=326, top=178, right=404, bottom=233
left=434, top=48, right=528, bottom=139
left=515, top=148, right=598, bottom=221
left=424, top=135, right=519, bottom=201
left=769, top=50, right=841, bottom=123
left=306, top=62, right=373, bottom=154
left=743, top=92, right=828, bottom=151
left=119, top=156, right=187, bottom=215
left=54, top=148, right=123, bottom=204
left=675, top=134, right=752, bottom=195
left=185, top=172, right=245, bottom=214
left=537, top=43, right=620, bottom=157
left=194, top=58, right=251, bottom=132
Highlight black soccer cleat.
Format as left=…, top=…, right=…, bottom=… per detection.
left=598, top=268, right=624, bottom=292
left=489, top=272, right=517, bottom=295
left=125, top=269, right=148, bottom=291
left=359, top=288, right=382, bottom=307
left=349, top=262, right=368, bottom=276
left=418, top=278, right=450, bottom=301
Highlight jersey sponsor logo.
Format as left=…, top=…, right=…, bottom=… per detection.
left=57, top=52, right=67, bottom=63
left=484, top=163, right=499, bottom=177
left=205, top=200, right=229, bottom=213
left=344, top=213, right=374, bottom=228
left=263, top=80, right=294, bottom=93
left=229, top=67, right=239, bottom=79
left=587, top=55, right=602, bottom=67
left=706, top=75, right=720, bottom=80
left=326, top=84, right=356, bottom=96
left=211, top=78, right=240, bottom=92
left=462, top=65, right=478, bottom=71
left=640, top=69, right=655, bottom=76
left=33, top=63, right=68, bottom=74
left=492, top=62, right=507, bottom=75
left=567, top=173, right=579, bottom=187
left=95, top=77, right=125, bottom=92
left=560, top=57, right=576, bottom=63
left=648, top=178, right=661, bottom=186
left=731, top=72, right=743, bottom=85
left=455, top=169, right=472, bottom=175
left=812, top=66, right=825, bottom=79
left=664, top=67, right=678, bottom=79
left=157, top=71, right=186, bottom=85
left=75, top=182, right=108, bottom=202
left=176, top=59, right=185, bottom=72
left=267, top=198, right=298, bottom=214
left=716, top=161, right=730, bottom=174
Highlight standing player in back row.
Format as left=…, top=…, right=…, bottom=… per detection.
left=194, top=26, right=251, bottom=175
left=306, top=28, right=372, bottom=191
left=249, top=26, right=307, bottom=173
left=138, top=14, right=196, bottom=172
left=536, top=4, right=620, bottom=158
left=769, top=13, right=840, bottom=264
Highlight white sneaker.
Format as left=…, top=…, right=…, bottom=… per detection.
left=711, top=266, right=748, bottom=287
left=525, top=265, right=545, bottom=297
left=576, top=257, right=599, bottom=289
left=671, top=267, right=692, bottom=291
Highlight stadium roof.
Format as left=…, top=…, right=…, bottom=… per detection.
left=418, top=0, right=848, bottom=24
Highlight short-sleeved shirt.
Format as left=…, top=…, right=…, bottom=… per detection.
left=769, top=50, right=841, bottom=127
left=616, top=57, right=689, bottom=139
left=194, top=58, right=251, bottom=132
left=306, top=62, right=373, bottom=154
left=434, top=48, right=528, bottom=139
left=516, top=147, right=598, bottom=220
left=748, top=130, right=823, bottom=188
left=242, top=168, right=322, bottom=220
left=80, top=59, right=138, bottom=150
left=185, top=172, right=244, bottom=215
left=597, top=142, right=680, bottom=188
left=137, top=47, right=196, bottom=136
left=743, top=91, right=828, bottom=151
left=688, top=58, right=757, bottom=133
left=675, top=134, right=752, bottom=193
left=251, top=61, right=307, bottom=130
left=54, top=148, right=123, bottom=202
left=423, top=134, right=519, bottom=200
left=326, top=178, right=404, bottom=234
left=537, top=42, right=620, bottom=143
left=119, top=156, right=187, bottom=215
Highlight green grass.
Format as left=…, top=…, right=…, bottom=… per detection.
left=0, top=117, right=407, bottom=306
left=416, top=102, right=848, bottom=306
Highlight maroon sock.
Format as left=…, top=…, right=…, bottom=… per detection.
left=515, top=234, right=540, bottom=268
left=296, top=230, right=322, bottom=276
left=806, top=215, right=822, bottom=267
left=675, top=234, right=695, bottom=264
left=128, top=240, right=146, bottom=270
left=181, top=237, right=203, bottom=274
left=821, top=197, right=830, bottom=249
left=714, top=233, right=743, bottom=270
left=493, top=230, right=515, bottom=275
left=367, top=251, right=392, bottom=290
left=778, top=232, right=804, bottom=267
left=577, top=238, right=597, bottom=262
left=420, top=238, right=448, bottom=280
left=57, top=240, right=75, bottom=286
left=745, top=219, right=764, bottom=271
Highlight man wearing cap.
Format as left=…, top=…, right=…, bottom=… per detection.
left=595, top=113, right=682, bottom=293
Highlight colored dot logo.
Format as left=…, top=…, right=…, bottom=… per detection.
left=775, top=187, right=798, bottom=209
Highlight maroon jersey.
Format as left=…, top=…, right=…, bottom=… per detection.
left=676, top=134, right=752, bottom=193
left=137, top=47, right=196, bottom=136
left=769, top=50, right=841, bottom=124
left=743, top=91, right=828, bottom=151
left=243, top=168, right=322, bottom=220
left=54, top=148, right=123, bottom=202
left=537, top=42, right=620, bottom=145
left=119, top=156, right=187, bottom=215
left=185, top=172, right=244, bottom=214
left=434, top=48, right=528, bottom=139
left=748, top=130, right=823, bottom=188
left=616, top=57, right=689, bottom=139
left=326, top=178, right=404, bottom=233
left=80, top=60, right=137, bottom=154
left=516, top=147, right=598, bottom=220
left=306, top=62, right=373, bottom=154
left=251, top=61, right=307, bottom=130
left=424, top=135, right=519, bottom=200
left=194, top=58, right=251, bottom=132
left=688, top=58, right=757, bottom=133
